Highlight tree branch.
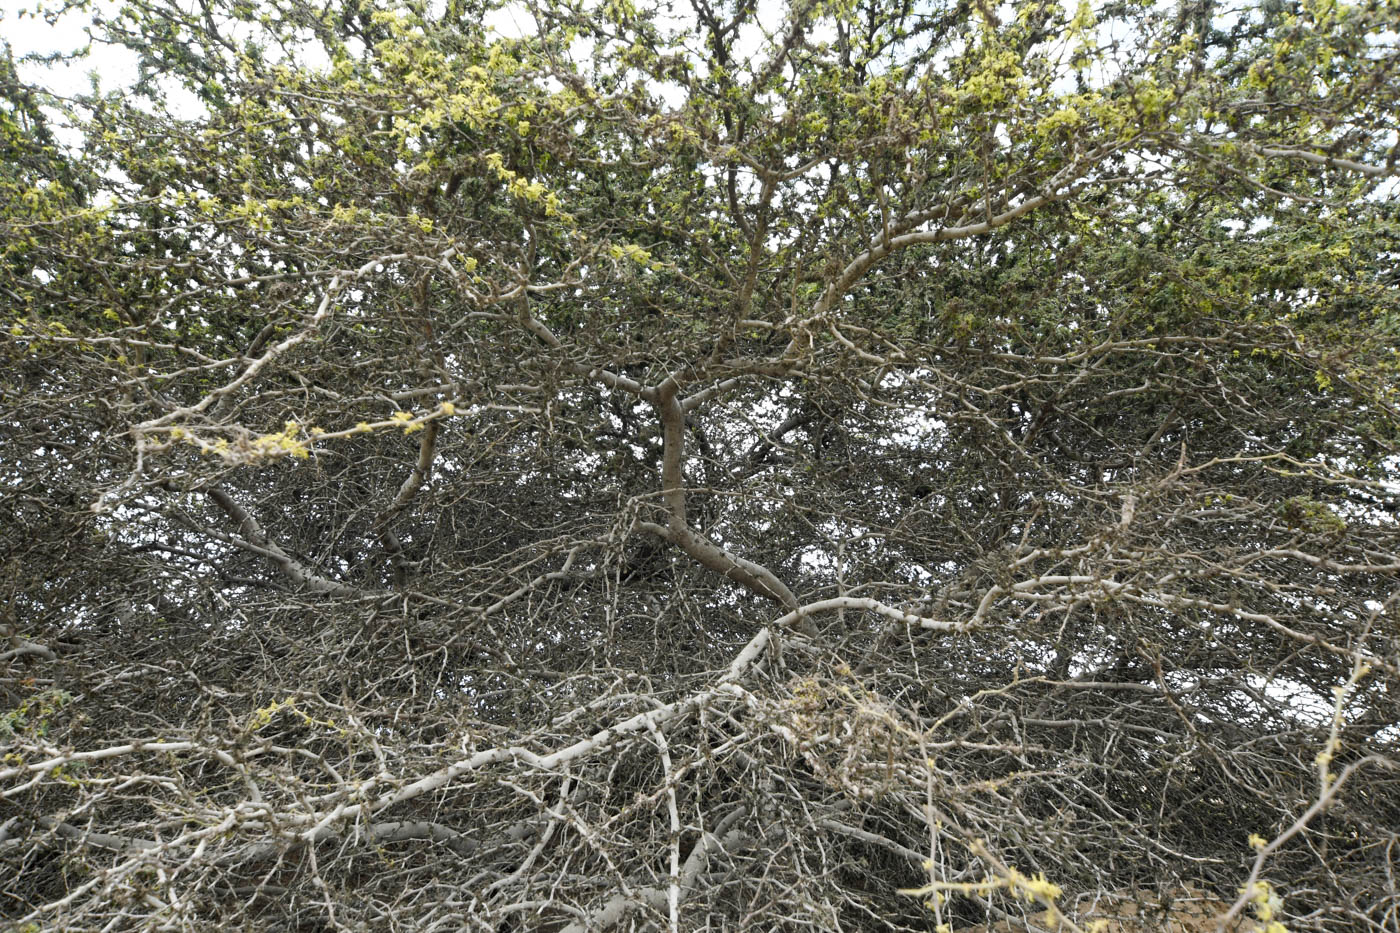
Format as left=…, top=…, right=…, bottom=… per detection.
left=207, top=488, right=362, bottom=597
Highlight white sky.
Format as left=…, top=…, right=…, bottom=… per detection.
left=2, top=1, right=140, bottom=94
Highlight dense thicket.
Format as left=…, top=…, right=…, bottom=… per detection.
left=2, top=0, right=1399, bottom=929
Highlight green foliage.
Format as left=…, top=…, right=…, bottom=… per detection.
left=1, top=688, right=74, bottom=739
left=1277, top=495, right=1348, bottom=539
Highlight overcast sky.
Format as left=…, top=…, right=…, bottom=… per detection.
left=2, top=1, right=142, bottom=95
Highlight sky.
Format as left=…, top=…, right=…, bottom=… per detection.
left=2, top=0, right=140, bottom=95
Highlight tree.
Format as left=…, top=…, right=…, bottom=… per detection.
left=2, top=0, right=1399, bottom=928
